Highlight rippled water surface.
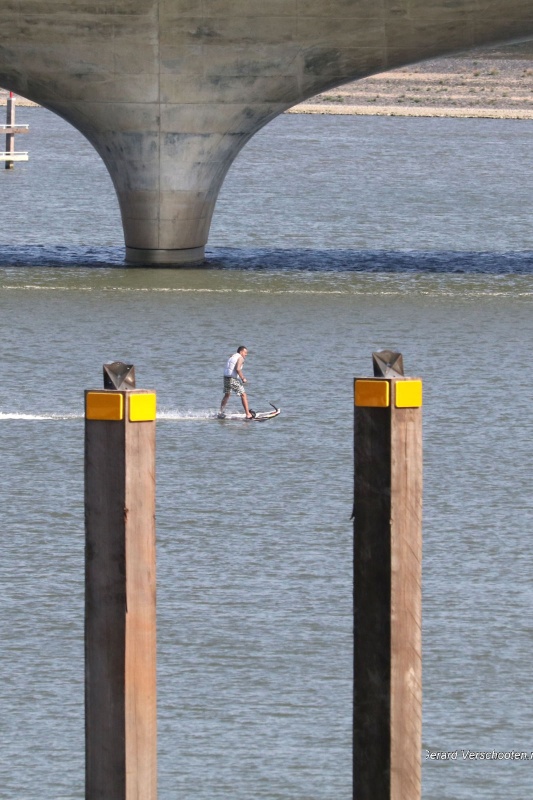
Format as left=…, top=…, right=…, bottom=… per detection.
left=1, top=108, right=533, bottom=800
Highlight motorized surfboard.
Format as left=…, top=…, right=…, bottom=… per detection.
left=217, top=403, right=280, bottom=422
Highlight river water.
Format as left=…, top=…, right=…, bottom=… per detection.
left=1, top=108, right=533, bottom=799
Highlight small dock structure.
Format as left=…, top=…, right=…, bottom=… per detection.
left=1, top=92, right=29, bottom=168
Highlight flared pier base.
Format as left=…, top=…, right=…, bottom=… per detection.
left=125, top=246, right=206, bottom=267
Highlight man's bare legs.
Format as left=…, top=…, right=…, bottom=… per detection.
left=220, top=392, right=231, bottom=414
left=220, top=390, right=253, bottom=418
left=240, top=392, right=253, bottom=418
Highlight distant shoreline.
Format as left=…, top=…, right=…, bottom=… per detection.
left=2, top=44, right=533, bottom=120
left=286, top=104, right=533, bottom=119
left=1, top=100, right=532, bottom=119
left=4, top=100, right=532, bottom=119
left=0, top=96, right=38, bottom=107
left=288, top=48, right=533, bottom=119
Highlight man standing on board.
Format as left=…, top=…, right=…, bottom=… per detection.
left=219, top=346, right=254, bottom=419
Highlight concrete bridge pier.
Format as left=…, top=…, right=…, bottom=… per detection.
left=75, top=110, right=281, bottom=266
left=110, top=133, right=231, bottom=266
left=1, top=1, right=533, bottom=266
left=57, top=98, right=286, bottom=265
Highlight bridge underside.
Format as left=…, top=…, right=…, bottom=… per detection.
left=1, top=1, right=532, bottom=265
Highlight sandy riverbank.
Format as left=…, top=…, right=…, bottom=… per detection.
left=0, top=92, right=38, bottom=107
left=287, top=104, right=533, bottom=119
left=290, top=44, right=533, bottom=118
left=2, top=43, right=533, bottom=119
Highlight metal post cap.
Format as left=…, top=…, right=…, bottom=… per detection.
left=372, top=350, right=404, bottom=378
left=103, top=362, right=136, bottom=390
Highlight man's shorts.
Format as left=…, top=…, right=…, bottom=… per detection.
left=223, top=376, right=245, bottom=396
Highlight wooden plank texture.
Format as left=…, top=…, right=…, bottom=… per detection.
left=124, top=409, right=157, bottom=800
left=390, top=399, right=422, bottom=800
left=85, top=390, right=157, bottom=800
left=353, top=377, right=422, bottom=800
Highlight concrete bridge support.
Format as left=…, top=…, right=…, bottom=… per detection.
left=1, top=1, right=532, bottom=265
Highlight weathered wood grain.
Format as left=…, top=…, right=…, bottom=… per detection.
left=353, top=377, right=422, bottom=800
left=85, top=391, right=156, bottom=800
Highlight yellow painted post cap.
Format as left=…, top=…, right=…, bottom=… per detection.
left=354, top=379, right=390, bottom=408
left=86, top=391, right=124, bottom=420
left=395, top=379, right=423, bottom=408
left=129, top=393, right=157, bottom=422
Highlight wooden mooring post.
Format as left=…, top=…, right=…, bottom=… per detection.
left=2, top=92, right=29, bottom=168
left=353, top=351, right=422, bottom=800
left=85, top=362, right=157, bottom=800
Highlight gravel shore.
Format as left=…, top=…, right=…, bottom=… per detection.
left=290, top=44, right=533, bottom=119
